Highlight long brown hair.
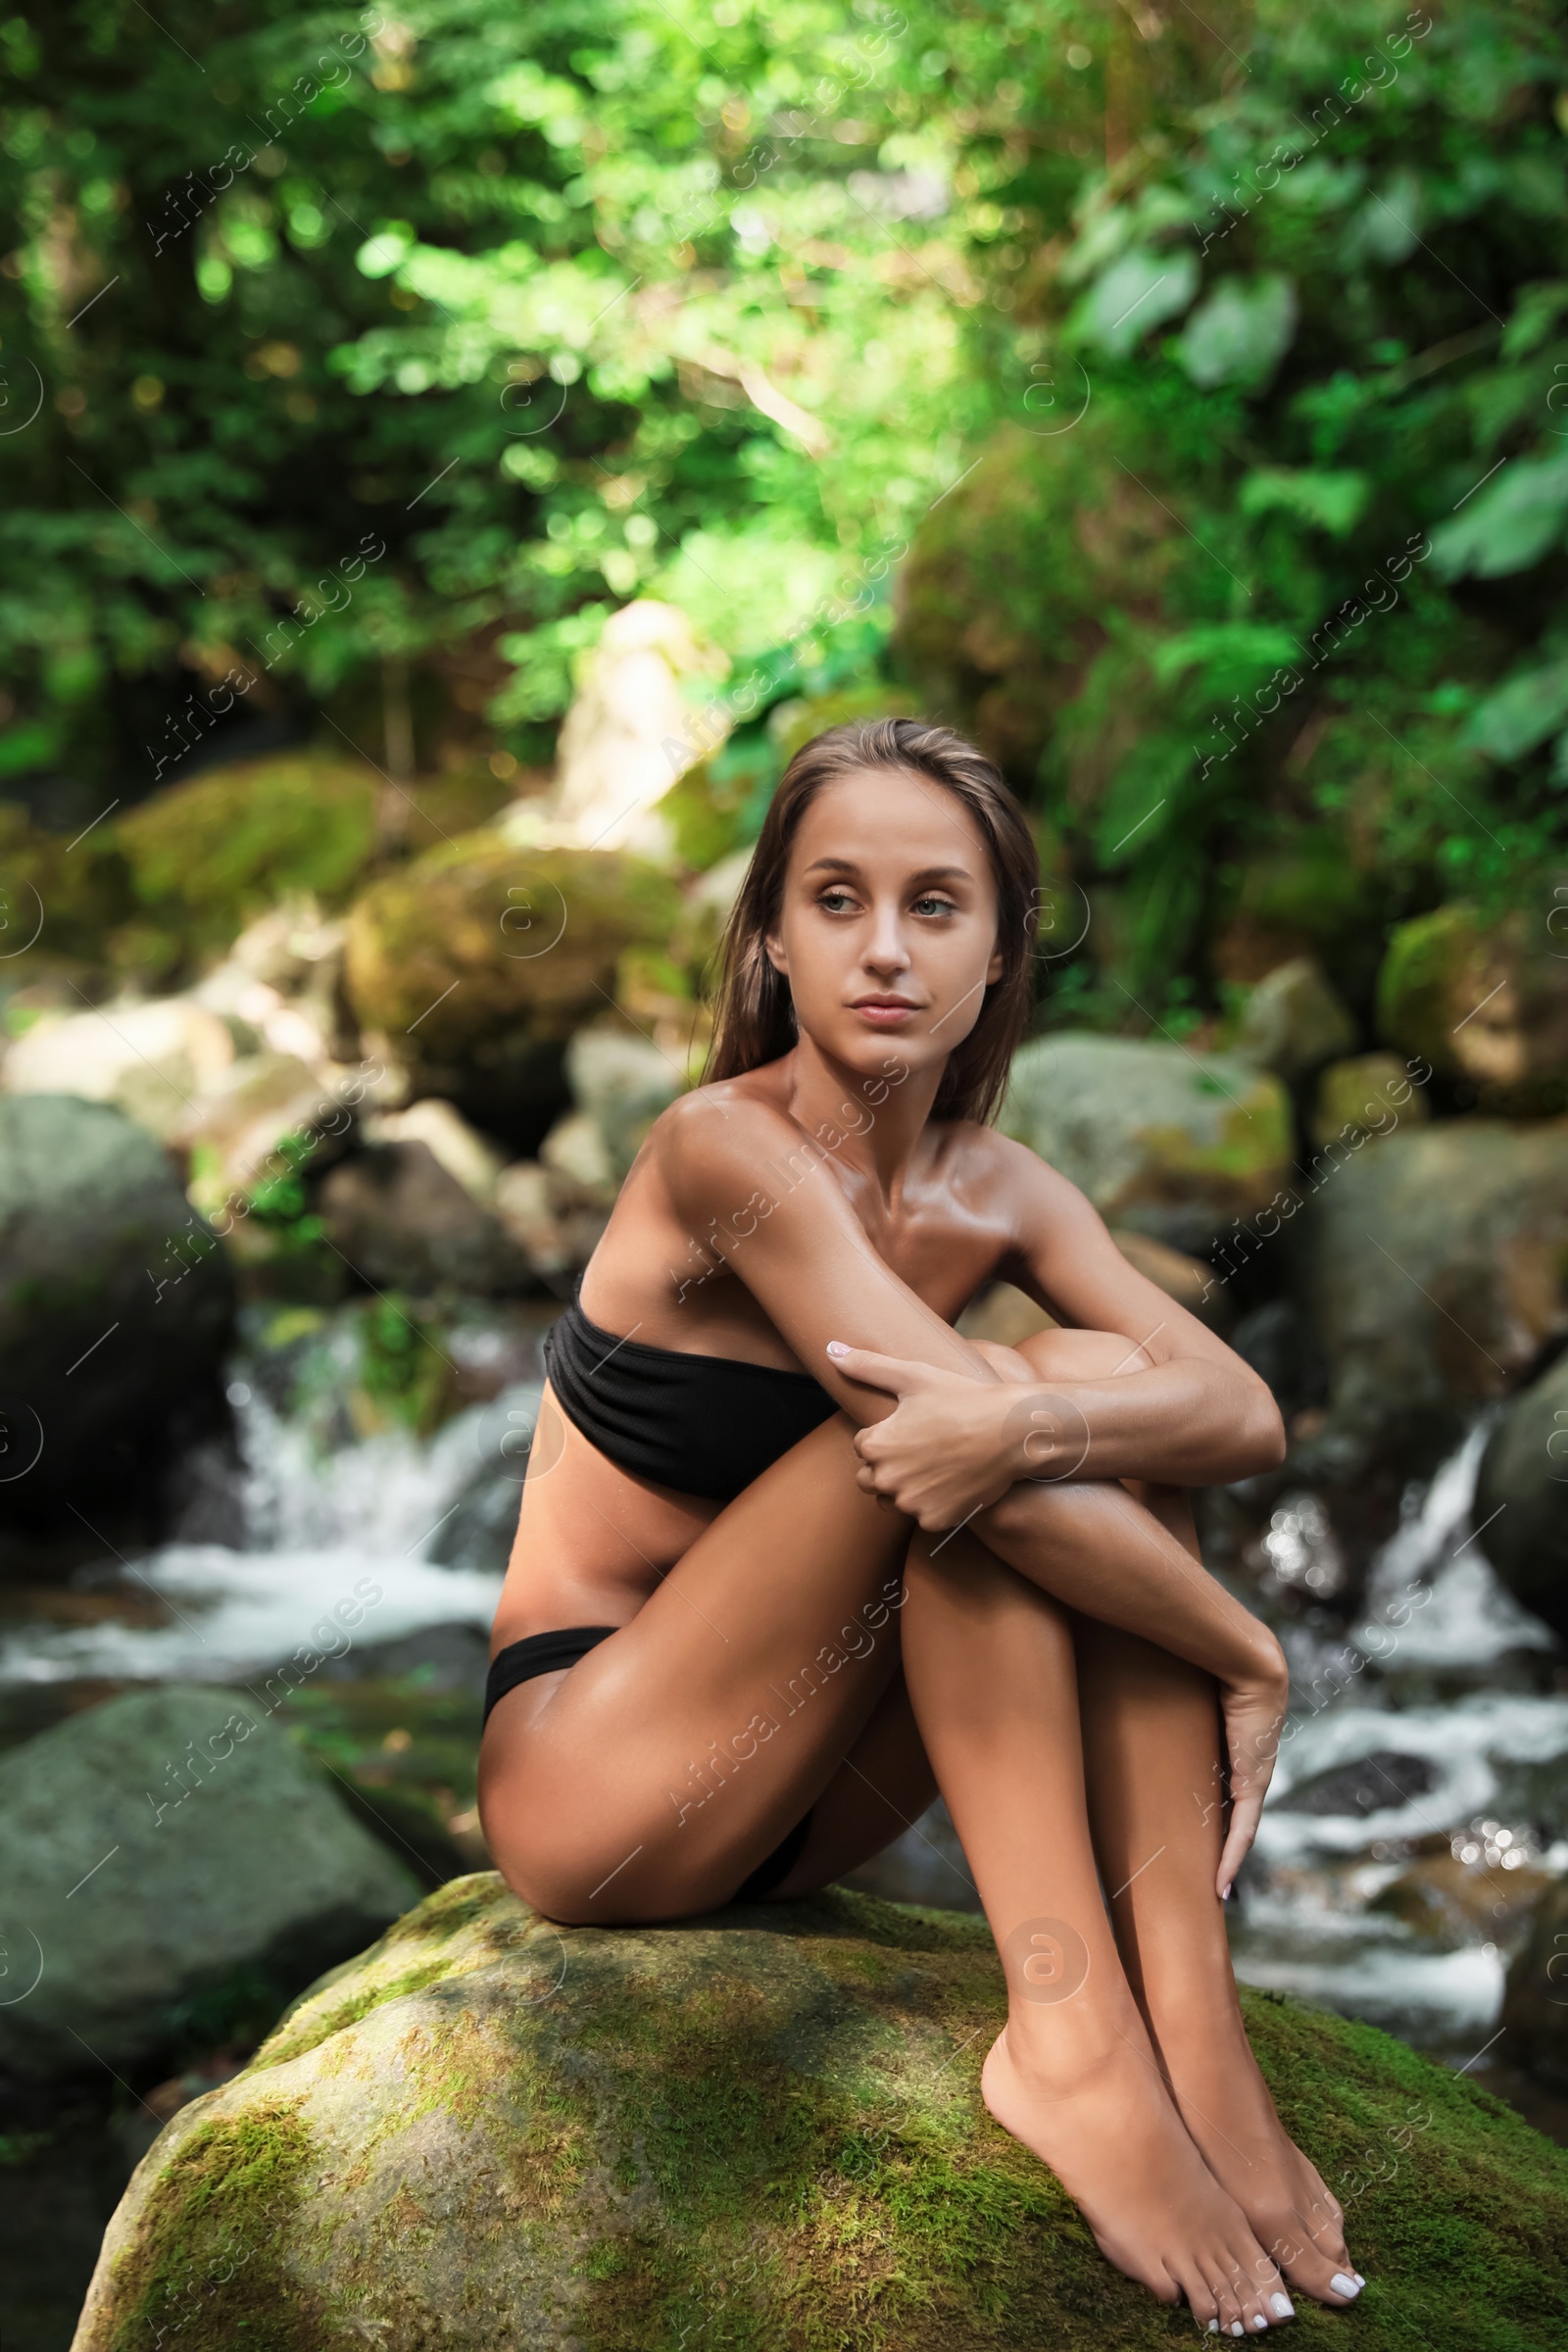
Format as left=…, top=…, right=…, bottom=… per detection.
left=704, top=716, right=1039, bottom=1125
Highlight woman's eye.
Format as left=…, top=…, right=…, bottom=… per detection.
left=912, top=895, right=957, bottom=917
left=818, top=890, right=857, bottom=913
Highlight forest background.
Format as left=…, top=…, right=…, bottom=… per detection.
left=2, top=0, right=1567, bottom=1040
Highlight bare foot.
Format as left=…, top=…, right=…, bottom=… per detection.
left=1154, top=2016, right=1363, bottom=2310
left=982, top=2020, right=1295, bottom=2332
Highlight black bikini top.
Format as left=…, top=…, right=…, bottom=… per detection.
left=542, top=1294, right=837, bottom=1501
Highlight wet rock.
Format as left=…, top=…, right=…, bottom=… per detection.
left=361, top=1098, right=508, bottom=1205
left=0, top=997, right=235, bottom=1143
left=1378, top=904, right=1568, bottom=1113
left=0, top=1684, right=418, bottom=2081
left=1230, top=1298, right=1329, bottom=1423
left=0, top=1095, right=233, bottom=1527
left=1303, top=1117, right=1568, bottom=1463
left=1473, top=1349, right=1568, bottom=1640
left=318, top=1141, right=538, bottom=1296
left=71, top=1875, right=1568, bottom=2350
left=492, top=1160, right=612, bottom=1280
left=181, top=1050, right=344, bottom=1216
left=1274, top=1750, right=1438, bottom=1817
left=1366, top=1844, right=1552, bottom=1951
left=1502, top=1874, right=1568, bottom=2089
left=1311, top=1052, right=1433, bottom=1150
left=342, top=834, right=681, bottom=1146
left=1233, top=956, right=1356, bottom=1079
left=999, top=1032, right=1294, bottom=1253
left=564, top=1017, right=687, bottom=1180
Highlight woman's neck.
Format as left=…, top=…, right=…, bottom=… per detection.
left=781, top=1033, right=945, bottom=1202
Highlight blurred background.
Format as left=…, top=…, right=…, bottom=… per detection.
left=3, top=0, right=1568, bottom=2336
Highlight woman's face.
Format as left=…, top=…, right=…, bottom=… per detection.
left=764, top=766, right=1004, bottom=1096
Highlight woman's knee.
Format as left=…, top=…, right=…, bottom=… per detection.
left=1010, top=1324, right=1147, bottom=1382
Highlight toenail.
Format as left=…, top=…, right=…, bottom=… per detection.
left=1331, top=2274, right=1360, bottom=2299
left=1207, top=2325, right=1219, bottom=2335
left=1230, top=2327, right=1245, bottom=2338
left=1352, top=2273, right=1365, bottom=2287
left=1270, top=2296, right=1294, bottom=2320
left=1251, top=2318, right=1269, bottom=2331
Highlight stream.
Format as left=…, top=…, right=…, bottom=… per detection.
left=3, top=1305, right=1565, bottom=2341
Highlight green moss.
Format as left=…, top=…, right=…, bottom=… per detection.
left=342, top=832, right=682, bottom=1070
left=84, top=1884, right=1568, bottom=2352
left=112, top=754, right=382, bottom=977
left=107, top=2102, right=323, bottom=2352
left=1376, top=904, right=1480, bottom=1070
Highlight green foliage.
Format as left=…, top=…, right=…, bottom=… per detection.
left=900, top=0, right=1568, bottom=1001
left=8, top=0, right=1568, bottom=1024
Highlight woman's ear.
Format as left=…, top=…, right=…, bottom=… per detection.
left=764, top=929, right=789, bottom=976
left=985, top=941, right=1004, bottom=985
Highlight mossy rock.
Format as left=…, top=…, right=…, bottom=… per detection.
left=343, top=832, right=681, bottom=1135
left=71, top=1876, right=1568, bottom=2351
left=1377, top=904, right=1568, bottom=1111
left=113, top=755, right=382, bottom=978
left=1000, top=1033, right=1294, bottom=1253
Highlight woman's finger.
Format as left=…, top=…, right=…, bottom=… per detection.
left=1216, top=1795, right=1262, bottom=1899
left=823, top=1342, right=932, bottom=1395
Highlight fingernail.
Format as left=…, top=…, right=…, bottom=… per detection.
left=1331, top=2274, right=1360, bottom=2299
left=826, top=1341, right=849, bottom=1357
left=1221, top=1881, right=1233, bottom=1900
left=1269, top=2295, right=1294, bottom=2320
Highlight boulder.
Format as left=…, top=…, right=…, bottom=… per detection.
left=0, top=1684, right=418, bottom=2082
left=342, top=833, right=681, bottom=1146
left=548, top=598, right=728, bottom=857
left=492, top=1158, right=611, bottom=1279
left=999, top=1033, right=1294, bottom=1253
left=112, top=755, right=383, bottom=980
left=1501, top=1874, right=1568, bottom=2090
left=1310, top=1053, right=1432, bottom=1150
left=1377, top=904, right=1568, bottom=1112
left=564, top=1018, right=687, bottom=1180
left=0, top=996, right=235, bottom=1143
left=0, top=1094, right=233, bottom=1523
left=72, top=1876, right=1568, bottom=2350
left=318, top=1141, right=537, bottom=1296
left=1303, top=1118, right=1568, bottom=1461
left=362, top=1098, right=508, bottom=1204
left=182, top=1051, right=343, bottom=1213
left=1233, top=956, right=1356, bottom=1080
left=1473, top=1349, right=1568, bottom=1638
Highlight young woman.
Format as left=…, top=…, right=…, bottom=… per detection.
left=478, top=718, right=1363, bottom=2330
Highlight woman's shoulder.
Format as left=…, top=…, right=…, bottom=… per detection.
left=641, top=1067, right=804, bottom=1188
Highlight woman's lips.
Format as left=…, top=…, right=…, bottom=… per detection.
left=851, top=1000, right=918, bottom=1026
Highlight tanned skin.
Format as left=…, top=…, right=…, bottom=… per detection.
left=479, top=766, right=1364, bottom=2327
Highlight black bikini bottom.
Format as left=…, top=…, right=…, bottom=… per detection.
left=483, top=1625, right=814, bottom=1901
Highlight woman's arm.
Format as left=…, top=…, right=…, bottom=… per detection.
left=662, top=1094, right=1286, bottom=1893
left=840, top=1135, right=1286, bottom=1514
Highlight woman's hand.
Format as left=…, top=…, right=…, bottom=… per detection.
left=826, top=1342, right=1063, bottom=1529
left=1216, top=1640, right=1291, bottom=1898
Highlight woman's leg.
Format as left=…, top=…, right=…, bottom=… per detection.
left=480, top=1413, right=925, bottom=1922
left=899, top=1523, right=1289, bottom=2333
left=1071, top=1505, right=1361, bottom=2309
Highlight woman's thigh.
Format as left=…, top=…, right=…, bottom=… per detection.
left=478, top=1412, right=913, bottom=1922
